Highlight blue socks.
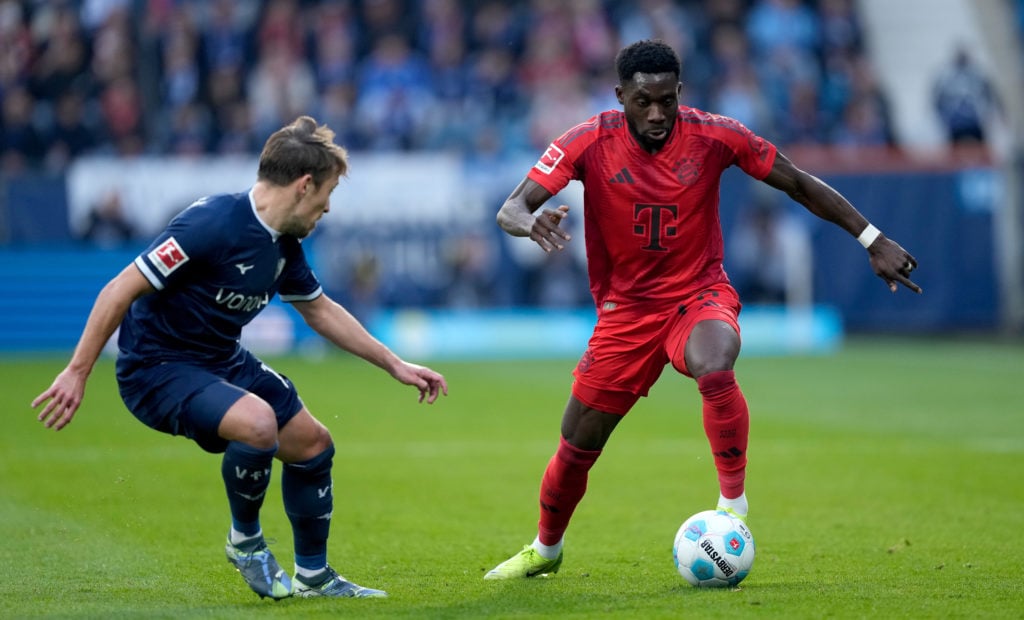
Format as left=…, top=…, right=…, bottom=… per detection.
left=222, top=441, right=277, bottom=539
left=283, top=444, right=335, bottom=572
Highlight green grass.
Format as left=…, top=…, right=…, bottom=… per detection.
left=2, top=337, right=1022, bottom=618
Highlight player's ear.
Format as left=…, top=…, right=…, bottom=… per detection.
left=615, top=84, right=625, bottom=105
left=298, top=174, right=313, bottom=197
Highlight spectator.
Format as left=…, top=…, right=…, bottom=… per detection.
left=210, top=100, right=256, bottom=155
left=932, top=46, right=1002, bottom=146
left=468, top=1, right=525, bottom=55
left=0, top=0, right=32, bottom=92
left=836, top=54, right=894, bottom=146
left=353, top=32, right=434, bottom=150
left=44, top=89, right=98, bottom=169
left=357, top=0, right=416, bottom=56
left=567, top=0, right=617, bottom=78
left=310, top=2, right=358, bottom=91
left=818, top=0, right=862, bottom=56
left=80, top=188, right=137, bottom=248
left=0, top=86, right=45, bottom=173
left=255, top=0, right=305, bottom=61
left=98, top=74, right=144, bottom=155
left=746, top=0, right=820, bottom=57
left=199, top=0, right=254, bottom=73
left=612, top=0, right=696, bottom=63
left=27, top=4, right=91, bottom=102
left=833, top=94, right=891, bottom=148
left=247, top=41, right=317, bottom=142
left=158, top=14, right=202, bottom=113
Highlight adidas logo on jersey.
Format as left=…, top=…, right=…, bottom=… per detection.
left=609, top=168, right=635, bottom=184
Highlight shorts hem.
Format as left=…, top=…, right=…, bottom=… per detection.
left=571, top=378, right=639, bottom=415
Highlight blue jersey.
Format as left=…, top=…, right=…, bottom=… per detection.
left=119, top=190, right=322, bottom=364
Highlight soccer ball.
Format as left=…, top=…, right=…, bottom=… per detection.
left=672, top=510, right=755, bottom=587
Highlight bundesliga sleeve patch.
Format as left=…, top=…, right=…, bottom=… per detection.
left=148, top=237, right=190, bottom=277
left=533, top=143, right=565, bottom=175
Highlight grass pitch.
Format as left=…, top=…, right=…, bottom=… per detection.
left=2, top=337, right=1022, bottom=618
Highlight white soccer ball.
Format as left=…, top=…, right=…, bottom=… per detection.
left=672, top=509, right=755, bottom=587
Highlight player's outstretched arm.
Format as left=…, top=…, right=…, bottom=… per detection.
left=497, top=178, right=570, bottom=252
left=292, top=295, right=448, bottom=404
left=761, top=151, right=922, bottom=294
left=31, top=265, right=154, bottom=430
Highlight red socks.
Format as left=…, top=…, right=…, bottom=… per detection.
left=537, top=436, right=601, bottom=546
left=534, top=372, right=746, bottom=545
left=696, top=370, right=749, bottom=499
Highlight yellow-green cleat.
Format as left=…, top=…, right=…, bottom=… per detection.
left=716, top=505, right=748, bottom=524
left=484, top=545, right=563, bottom=580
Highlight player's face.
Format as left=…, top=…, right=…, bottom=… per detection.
left=616, top=73, right=681, bottom=153
left=287, top=176, right=340, bottom=238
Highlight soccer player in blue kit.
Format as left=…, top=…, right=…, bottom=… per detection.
left=32, top=116, right=448, bottom=600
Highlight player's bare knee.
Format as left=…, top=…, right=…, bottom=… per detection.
left=277, top=414, right=333, bottom=461
left=244, top=416, right=279, bottom=450
left=221, top=397, right=279, bottom=449
left=305, top=424, right=333, bottom=454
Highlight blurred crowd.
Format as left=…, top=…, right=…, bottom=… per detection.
left=0, top=0, right=896, bottom=175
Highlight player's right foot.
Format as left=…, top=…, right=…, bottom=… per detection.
left=293, top=566, right=387, bottom=598
left=483, top=545, right=563, bottom=580
left=225, top=537, right=292, bottom=599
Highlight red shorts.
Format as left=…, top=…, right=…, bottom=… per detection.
left=571, top=283, right=741, bottom=415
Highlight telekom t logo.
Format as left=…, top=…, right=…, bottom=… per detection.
left=633, top=204, right=678, bottom=251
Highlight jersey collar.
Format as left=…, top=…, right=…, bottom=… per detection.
left=248, top=187, right=283, bottom=241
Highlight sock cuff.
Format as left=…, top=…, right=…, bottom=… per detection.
left=294, top=553, right=329, bottom=574
left=696, top=369, right=737, bottom=394
left=226, top=440, right=278, bottom=461
left=284, top=443, right=335, bottom=473
left=557, top=436, right=601, bottom=467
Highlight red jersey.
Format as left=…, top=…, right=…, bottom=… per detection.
left=527, top=106, right=777, bottom=309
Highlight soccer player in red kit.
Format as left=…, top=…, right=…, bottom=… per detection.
left=484, top=39, right=922, bottom=579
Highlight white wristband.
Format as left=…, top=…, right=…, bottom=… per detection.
left=857, top=224, right=881, bottom=249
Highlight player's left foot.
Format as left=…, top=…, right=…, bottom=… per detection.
left=225, top=537, right=292, bottom=599
left=716, top=505, right=748, bottom=524
left=293, top=566, right=388, bottom=598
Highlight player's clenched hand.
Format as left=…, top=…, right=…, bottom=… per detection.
left=31, top=368, right=88, bottom=431
left=530, top=205, right=571, bottom=252
left=392, top=362, right=448, bottom=404
left=868, top=236, right=922, bottom=294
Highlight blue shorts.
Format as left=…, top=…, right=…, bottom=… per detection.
left=116, top=349, right=304, bottom=454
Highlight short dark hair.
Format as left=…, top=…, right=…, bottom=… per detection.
left=615, top=39, right=681, bottom=84
left=257, top=116, right=348, bottom=188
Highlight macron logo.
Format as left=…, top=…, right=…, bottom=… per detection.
left=533, top=143, right=565, bottom=175
left=236, top=263, right=254, bottom=275
left=148, top=237, right=189, bottom=277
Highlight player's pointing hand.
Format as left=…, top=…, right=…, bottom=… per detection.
left=867, top=236, right=922, bottom=294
